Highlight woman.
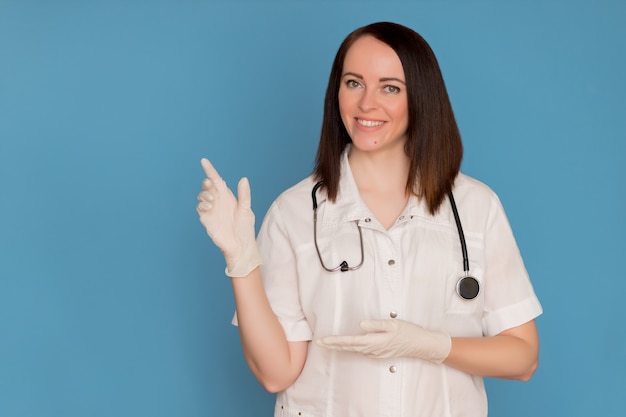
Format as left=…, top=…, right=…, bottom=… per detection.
left=197, top=22, right=542, bottom=417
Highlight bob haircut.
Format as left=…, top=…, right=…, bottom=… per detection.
left=313, top=22, right=463, bottom=215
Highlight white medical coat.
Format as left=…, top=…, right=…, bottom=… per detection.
left=244, top=150, right=542, bottom=417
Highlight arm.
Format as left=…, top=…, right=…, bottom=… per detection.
left=444, top=319, right=539, bottom=381
left=317, top=319, right=539, bottom=382
left=196, top=158, right=307, bottom=392
left=231, top=268, right=308, bottom=392
left=317, top=188, right=541, bottom=378
left=449, top=191, right=542, bottom=381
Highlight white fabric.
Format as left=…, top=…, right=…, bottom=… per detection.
left=235, top=149, right=542, bottom=417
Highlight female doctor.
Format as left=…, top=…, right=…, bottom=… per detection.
left=197, top=22, right=542, bottom=417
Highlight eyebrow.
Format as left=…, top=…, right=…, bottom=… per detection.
left=342, top=71, right=406, bottom=85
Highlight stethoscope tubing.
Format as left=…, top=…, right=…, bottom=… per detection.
left=311, top=181, right=479, bottom=299
left=312, top=181, right=364, bottom=272
left=448, top=191, right=470, bottom=273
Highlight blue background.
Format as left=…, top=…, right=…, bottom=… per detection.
left=1, top=0, right=624, bottom=416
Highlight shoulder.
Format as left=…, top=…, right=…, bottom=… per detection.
left=453, top=173, right=501, bottom=206
left=273, top=175, right=318, bottom=209
left=453, top=172, right=497, bottom=198
left=451, top=173, right=507, bottom=227
left=262, top=175, right=317, bottom=226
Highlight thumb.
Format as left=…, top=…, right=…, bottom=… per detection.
left=237, top=177, right=252, bottom=210
left=359, top=319, right=394, bottom=333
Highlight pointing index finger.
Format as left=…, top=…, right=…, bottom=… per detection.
left=200, top=158, right=221, bottom=181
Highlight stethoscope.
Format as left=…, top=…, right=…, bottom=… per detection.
left=312, top=181, right=480, bottom=300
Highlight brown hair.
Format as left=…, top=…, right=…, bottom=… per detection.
left=313, top=22, right=463, bottom=215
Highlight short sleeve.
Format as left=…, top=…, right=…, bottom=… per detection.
left=482, top=194, right=542, bottom=336
left=232, top=199, right=313, bottom=341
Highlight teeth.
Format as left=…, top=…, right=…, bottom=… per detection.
left=357, top=119, right=384, bottom=127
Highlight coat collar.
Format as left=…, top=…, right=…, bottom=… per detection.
left=317, top=146, right=447, bottom=229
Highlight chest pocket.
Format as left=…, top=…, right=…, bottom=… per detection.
left=443, top=230, right=485, bottom=337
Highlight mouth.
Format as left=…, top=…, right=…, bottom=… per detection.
left=356, top=118, right=385, bottom=127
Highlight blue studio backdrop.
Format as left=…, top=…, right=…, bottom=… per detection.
left=1, top=1, right=624, bottom=416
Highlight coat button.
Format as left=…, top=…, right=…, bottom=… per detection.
left=389, top=311, right=398, bottom=318
left=389, top=365, right=397, bottom=373
left=387, top=259, right=395, bottom=266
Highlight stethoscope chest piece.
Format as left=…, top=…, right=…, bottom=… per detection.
left=456, top=276, right=480, bottom=300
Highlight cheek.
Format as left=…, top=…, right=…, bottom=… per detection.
left=338, top=92, right=353, bottom=127
left=338, top=89, right=350, bottom=112
left=390, top=102, right=409, bottom=125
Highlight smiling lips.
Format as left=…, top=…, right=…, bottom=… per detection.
left=356, top=118, right=385, bottom=127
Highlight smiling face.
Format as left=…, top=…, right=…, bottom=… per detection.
left=338, top=35, right=409, bottom=156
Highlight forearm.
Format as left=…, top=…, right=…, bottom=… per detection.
left=443, top=320, right=539, bottom=381
left=196, top=161, right=306, bottom=391
left=231, top=268, right=306, bottom=392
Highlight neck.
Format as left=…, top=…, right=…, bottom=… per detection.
left=348, top=145, right=411, bottom=195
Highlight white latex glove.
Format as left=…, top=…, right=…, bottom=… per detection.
left=196, top=158, right=262, bottom=277
left=316, top=319, right=451, bottom=364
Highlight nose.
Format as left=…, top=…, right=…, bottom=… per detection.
left=358, top=88, right=378, bottom=111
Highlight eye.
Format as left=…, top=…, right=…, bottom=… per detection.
left=383, top=85, right=401, bottom=94
left=345, top=79, right=362, bottom=89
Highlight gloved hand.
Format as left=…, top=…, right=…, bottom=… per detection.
left=316, top=319, right=451, bottom=364
left=196, top=158, right=262, bottom=277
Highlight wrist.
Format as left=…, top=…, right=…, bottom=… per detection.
left=427, top=330, right=452, bottom=364
left=225, top=242, right=262, bottom=277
